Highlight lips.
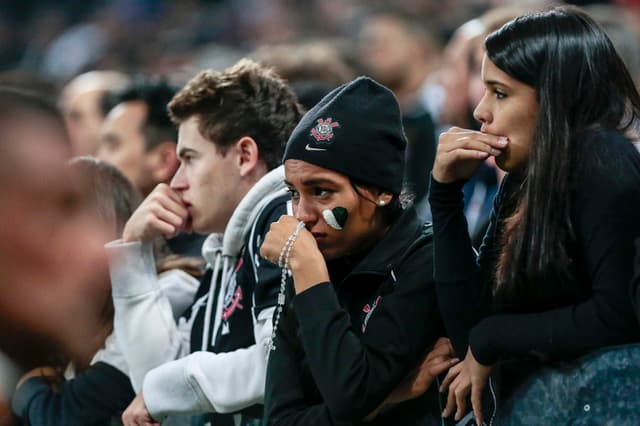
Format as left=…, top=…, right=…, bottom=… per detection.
left=311, top=232, right=327, bottom=242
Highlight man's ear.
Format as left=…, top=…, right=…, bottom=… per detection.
left=148, top=141, right=179, bottom=184
left=234, top=136, right=260, bottom=177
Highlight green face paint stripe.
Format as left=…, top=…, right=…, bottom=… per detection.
left=332, top=207, right=348, bottom=228
left=322, top=206, right=348, bottom=231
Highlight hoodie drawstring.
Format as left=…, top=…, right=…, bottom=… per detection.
left=201, top=251, right=222, bottom=351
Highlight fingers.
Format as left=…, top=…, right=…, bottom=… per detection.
left=471, top=379, right=486, bottom=425
left=443, top=377, right=458, bottom=418
left=427, top=357, right=460, bottom=377
left=441, top=127, right=508, bottom=150
left=426, top=337, right=455, bottom=362
left=442, top=375, right=470, bottom=421
left=433, top=127, right=508, bottom=183
left=439, top=360, right=462, bottom=392
left=454, top=381, right=469, bottom=421
left=153, top=184, right=189, bottom=213
left=260, top=215, right=305, bottom=262
left=440, top=137, right=504, bottom=158
left=122, top=184, right=190, bottom=242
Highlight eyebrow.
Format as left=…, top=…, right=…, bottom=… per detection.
left=101, top=132, right=118, bottom=142
left=484, top=79, right=509, bottom=89
left=284, top=178, right=339, bottom=187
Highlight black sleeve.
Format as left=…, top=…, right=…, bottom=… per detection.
left=429, top=174, right=501, bottom=357
left=250, top=196, right=289, bottom=318
left=298, top=250, right=439, bottom=422
left=263, top=310, right=351, bottom=426
left=468, top=141, right=640, bottom=365
left=632, top=238, right=640, bottom=324
left=11, top=362, right=135, bottom=426
left=265, top=243, right=440, bottom=424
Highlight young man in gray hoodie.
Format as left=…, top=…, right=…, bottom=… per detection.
left=106, top=59, right=303, bottom=426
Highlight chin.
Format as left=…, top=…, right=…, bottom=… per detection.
left=318, top=246, right=336, bottom=262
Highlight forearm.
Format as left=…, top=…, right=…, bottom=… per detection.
left=12, top=363, right=135, bottom=426
left=470, top=300, right=639, bottom=365
left=294, top=279, right=439, bottom=422
left=429, top=176, right=496, bottom=355
left=106, top=240, right=189, bottom=391
left=143, top=307, right=275, bottom=419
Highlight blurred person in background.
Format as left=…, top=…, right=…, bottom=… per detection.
left=59, top=70, right=129, bottom=156
left=11, top=157, right=200, bottom=426
left=97, top=77, right=206, bottom=258
left=252, top=40, right=356, bottom=110
left=0, top=87, right=112, bottom=423
left=11, top=158, right=142, bottom=426
left=358, top=8, right=440, bottom=210
left=586, top=3, right=640, bottom=87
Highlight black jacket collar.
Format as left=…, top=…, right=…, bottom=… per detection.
left=347, top=206, right=425, bottom=277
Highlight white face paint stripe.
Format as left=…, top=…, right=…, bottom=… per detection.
left=322, top=209, right=343, bottom=230
left=390, top=270, right=397, bottom=282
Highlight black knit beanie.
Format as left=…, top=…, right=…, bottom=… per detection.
left=283, top=76, right=407, bottom=194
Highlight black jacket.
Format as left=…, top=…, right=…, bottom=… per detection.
left=429, top=129, right=640, bottom=365
left=264, top=207, right=445, bottom=425
left=12, top=362, right=135, bottom=426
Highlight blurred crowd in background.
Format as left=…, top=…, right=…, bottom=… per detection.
left=3, top=0, right=640, bottom=424
left=2, top=0, right=638, bottom=84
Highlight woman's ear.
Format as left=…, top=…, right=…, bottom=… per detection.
left=376, top=192, right=394, bottom=207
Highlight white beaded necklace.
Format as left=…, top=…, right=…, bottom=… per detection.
left=268, top=220, right=306, bottom=352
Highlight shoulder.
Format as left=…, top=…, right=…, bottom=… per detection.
left=254, top=194, right=290, bottom=233
left=573, top=128, right=640, bottom=187
left=571, top=129, right=640, bottom=218
left=248, top=193, right=289, bottom=251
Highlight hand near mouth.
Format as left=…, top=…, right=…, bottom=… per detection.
left=432, top=127, right=508, bottom=184
left=122, top=183, right=190, bottom=243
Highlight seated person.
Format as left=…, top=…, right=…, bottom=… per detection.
left=261, top=77, right=450, bottom=425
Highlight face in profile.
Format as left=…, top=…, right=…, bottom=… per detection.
left=473, top=54, right=539, bottom=172
left=97, top=101, right=155, bottom=194
left=284, top=159, right=390, bottom=261
left=62, top=88, right=105, bottom=157
left=0, top=113, right=111, bottom=361
left=170, top=117, right=243, bottom=234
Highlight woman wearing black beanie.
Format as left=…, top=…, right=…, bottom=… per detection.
left=261, top=77, right=452, bottom=425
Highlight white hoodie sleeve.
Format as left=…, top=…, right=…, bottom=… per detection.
left=142, top=305, right=275, bottom=419
left=106, top=239, right=194, bottom=392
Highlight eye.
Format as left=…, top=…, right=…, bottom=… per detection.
left=313, top=188, right=332, bottom=198
left=101, top=138, right=119, bottom=152
left=494, top=89, right=507, bottom=99
left=286, top=187, right=300, bottom=200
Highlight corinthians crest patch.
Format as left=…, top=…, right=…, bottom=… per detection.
left=310, top=117, right=340, bottom=142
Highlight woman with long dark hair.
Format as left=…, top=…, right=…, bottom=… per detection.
left=430, top=6, right=640, bottom=423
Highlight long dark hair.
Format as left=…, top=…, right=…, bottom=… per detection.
left=488, top=6, right=640, bottom=306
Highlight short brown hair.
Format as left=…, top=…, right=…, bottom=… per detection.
left=168, top=59, right=304, bottom=170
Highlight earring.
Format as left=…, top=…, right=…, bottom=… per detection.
left=377, top=199, right=386, bottom=206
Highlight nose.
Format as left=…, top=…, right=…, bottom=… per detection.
left=473, top=95, right=492, bottom=129
left=294, top=196, right=317, bottom=226
left=170, top=164, right=187, bottom=190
